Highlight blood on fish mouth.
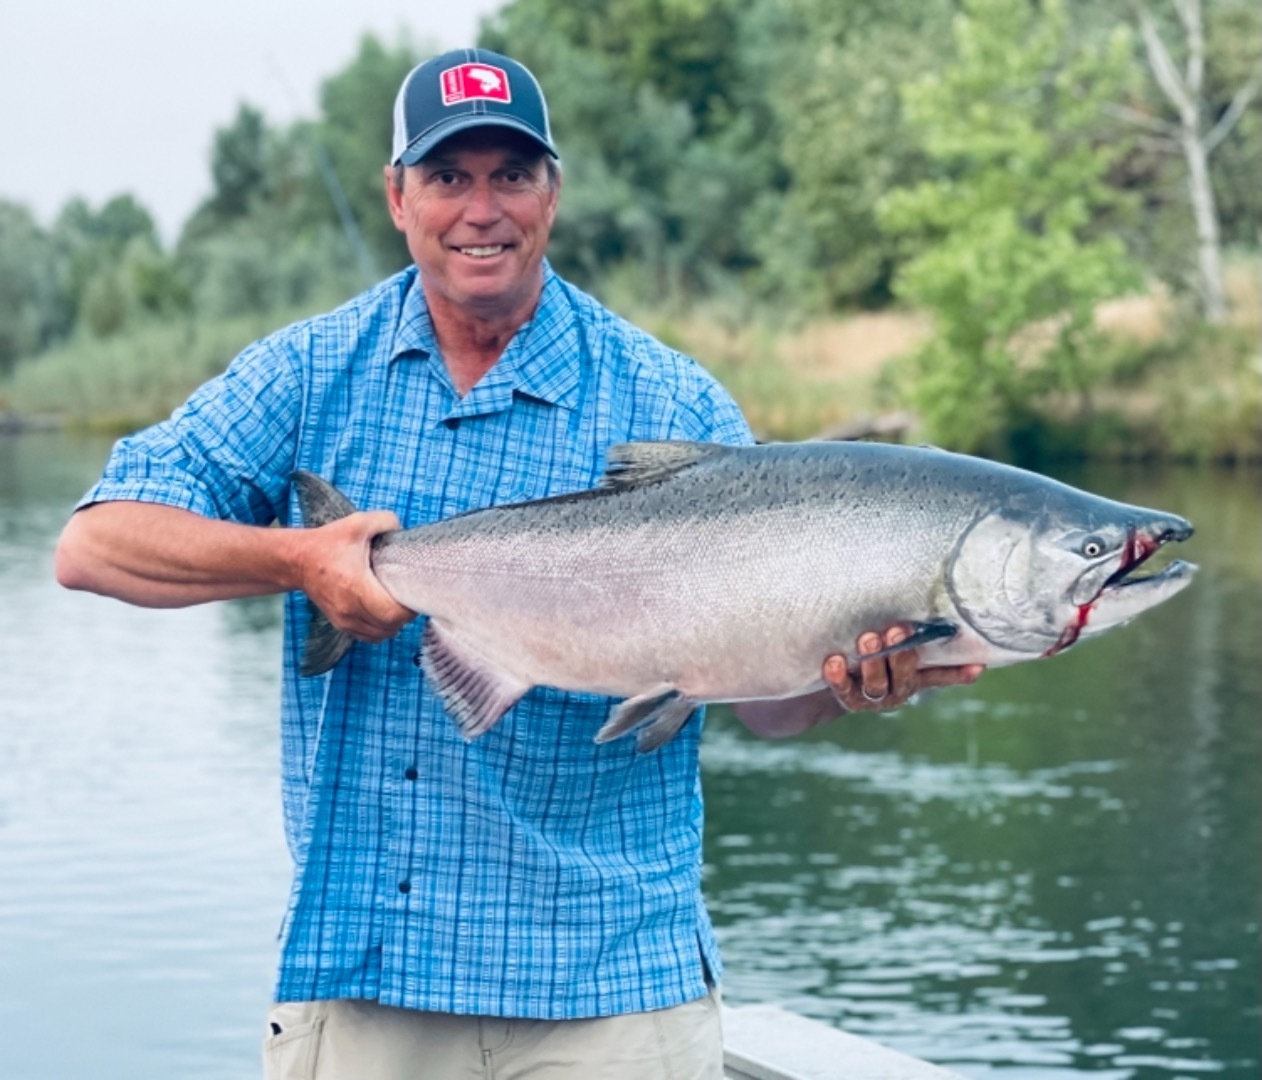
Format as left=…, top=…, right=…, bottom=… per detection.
left=1046, top=525, right=1181, bottom=657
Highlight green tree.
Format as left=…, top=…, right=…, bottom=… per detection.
left=208, top=104, right=270, bottom=219
left=488, top=0, right=749, bottom=136
left=749, top=0, right=955, bottom=310
left=1127, top=0, right=1260, bottom=321
left=482, top=1, right=775, bottom=301
left=0, top=202, right=63, bottom=371
left=878, top=0, right=1143, bottom=456
left=318, top=33, right=422, bottom=275
left=53, top=194, right=162, bottom=328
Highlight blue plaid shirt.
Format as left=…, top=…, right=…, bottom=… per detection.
left=81, top=265, right=753, bottom=1018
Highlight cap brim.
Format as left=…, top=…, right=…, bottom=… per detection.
left=396, top=115, right=558, bottom=165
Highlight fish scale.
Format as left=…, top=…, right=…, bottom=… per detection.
left=294, top=440, right=1195, bottom=751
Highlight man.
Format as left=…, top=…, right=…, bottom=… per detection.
left=56, top=49, right=981, bottom=1079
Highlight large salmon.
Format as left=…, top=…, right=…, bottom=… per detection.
left=293, top=441, right=1195, bottom=750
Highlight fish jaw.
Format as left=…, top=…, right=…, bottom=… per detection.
left=1081, top=558, right=1197, bottom=639
left=1051, top=514, right=1196, bottom=654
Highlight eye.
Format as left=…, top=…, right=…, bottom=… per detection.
left=1082, top=536, right=1106, bottom=558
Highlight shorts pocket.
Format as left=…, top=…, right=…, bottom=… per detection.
left=263, top=1002, right=326, bottom=1080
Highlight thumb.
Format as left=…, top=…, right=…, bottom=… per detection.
left=350, top=510, right=402, bottom=540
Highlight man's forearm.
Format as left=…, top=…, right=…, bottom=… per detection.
left=731, top=689, right=842, bottom=739
left=55, top=501, right=305, bottom=607
left=57, top=499, right=416, bottom=645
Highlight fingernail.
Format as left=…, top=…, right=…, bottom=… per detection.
left=860, top=633, right=880, bottom=652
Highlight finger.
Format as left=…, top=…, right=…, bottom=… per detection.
left=822, top=654, right=852, bottom=696
left=915, top=664, right=985, bottom=690
left=358, top=510, right=402, bottom=537
left=355, top=589, right=416, bottom=639
left=884, top=625, right=920, bottom=699
left=857, top=632, right=890, bottom=701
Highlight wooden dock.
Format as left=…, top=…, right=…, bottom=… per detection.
left=724, top=1005, right=963, bottom=1080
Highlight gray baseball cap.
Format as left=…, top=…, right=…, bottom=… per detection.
left=391, top=48, right=558, bottom=166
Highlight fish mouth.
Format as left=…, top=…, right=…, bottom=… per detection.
left=1099, top=556, right=1197, bottom=602
left=1048, top=517, right=1196, bottom=655
left=1099, top=517, right=1194, bottom=594
left=1085, top=518, right=1196, bottom=634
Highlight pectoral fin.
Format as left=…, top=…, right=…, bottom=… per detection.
left=596, top=687, right=700, bottom=753
left=418, top=621, right=530, bottom=740
left=860, top=618, right=959, bottom=661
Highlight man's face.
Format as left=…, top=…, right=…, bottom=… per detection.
left=385, top=129, right=559, bottom=317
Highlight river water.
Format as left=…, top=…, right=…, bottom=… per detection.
left=0, top=431, right=1257, bottom=1080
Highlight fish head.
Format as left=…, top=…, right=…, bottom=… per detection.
left=948, top=498, right=1196, bottom=659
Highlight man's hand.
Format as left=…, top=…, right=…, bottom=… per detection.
left=292, top=511, right=416, bottom=643
left=732, top=624, right=984, bottom=738
left=823, top=624, right=984, bottom=713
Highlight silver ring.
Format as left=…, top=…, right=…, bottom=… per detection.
left=861, top=686, right=887, bottom=703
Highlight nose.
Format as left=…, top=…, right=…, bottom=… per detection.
left=461, top=178, right=503, bottom=227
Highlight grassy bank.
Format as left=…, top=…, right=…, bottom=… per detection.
left=626, top=257, right=1261, bottom=462
left=3, top=261, right=1258, bottom=461
left=0, top=304, right=331, bottom=436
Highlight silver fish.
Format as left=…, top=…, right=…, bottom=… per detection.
left=294, top=441, right=1196, bottom=751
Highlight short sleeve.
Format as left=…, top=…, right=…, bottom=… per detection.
left=78, top=331, right=304, bottom=526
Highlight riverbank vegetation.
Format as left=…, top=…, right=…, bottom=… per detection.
left=1, top=0, right=1258, bottom=462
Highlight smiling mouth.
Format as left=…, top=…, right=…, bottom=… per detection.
left=455, top=245, right=509, bottom=258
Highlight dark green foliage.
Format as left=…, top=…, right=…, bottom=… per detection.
left=480, top=5, right=772, bottom=301
left=317, top=34, right=422, bottom=274
left=209, top=105, right=270, bottom=219
left=0, top=202, right=63, bottom=372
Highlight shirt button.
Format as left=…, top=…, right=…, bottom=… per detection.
left=398, top=881, right=411, bottom=894
left=404, top=766, right=418, bottom=781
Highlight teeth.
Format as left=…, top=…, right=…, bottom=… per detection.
left=459, top=245, right=505, bottom=257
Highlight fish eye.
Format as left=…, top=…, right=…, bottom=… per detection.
left=1081, top=536, right=1107, bottom=558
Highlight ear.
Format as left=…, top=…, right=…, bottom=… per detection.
left=384, top=165, right=407, bottom=231
left=542, top=172, right=560, bottom=229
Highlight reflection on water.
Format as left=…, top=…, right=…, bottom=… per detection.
left=1, top=433, right=1257, bottom=1079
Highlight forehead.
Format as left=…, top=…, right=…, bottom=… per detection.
left=420, top=127, right=547, bottom=169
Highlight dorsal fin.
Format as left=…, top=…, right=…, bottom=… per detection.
left=600, top=441, right=727, bottom=490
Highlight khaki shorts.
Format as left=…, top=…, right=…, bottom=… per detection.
left=262, top=989, right=723, bottom=1080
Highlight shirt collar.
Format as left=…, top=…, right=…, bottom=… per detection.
left=390, top=263, right=581, bottom=414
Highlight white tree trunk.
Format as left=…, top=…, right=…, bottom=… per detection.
left=1135, top=0, right=1233, bottom=324
left=1181, top=127, right=1227, bottom=323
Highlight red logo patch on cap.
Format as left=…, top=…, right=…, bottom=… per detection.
left=441, top=63, right=512, bottom=106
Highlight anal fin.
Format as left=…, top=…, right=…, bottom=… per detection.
left=596, top=687, right=700, bottom=753
left=418, top=622, right=529, bottom=740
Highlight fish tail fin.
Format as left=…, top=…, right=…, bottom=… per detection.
left=291, top=470, right=358, bottom=677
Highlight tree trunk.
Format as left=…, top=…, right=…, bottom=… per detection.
left=1182, top=124, right=1227, bottom=323
left=1135, top=0, right=1230, bottom=324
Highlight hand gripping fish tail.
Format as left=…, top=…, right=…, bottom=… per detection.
left=291, top=470, right=362, bottom=677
